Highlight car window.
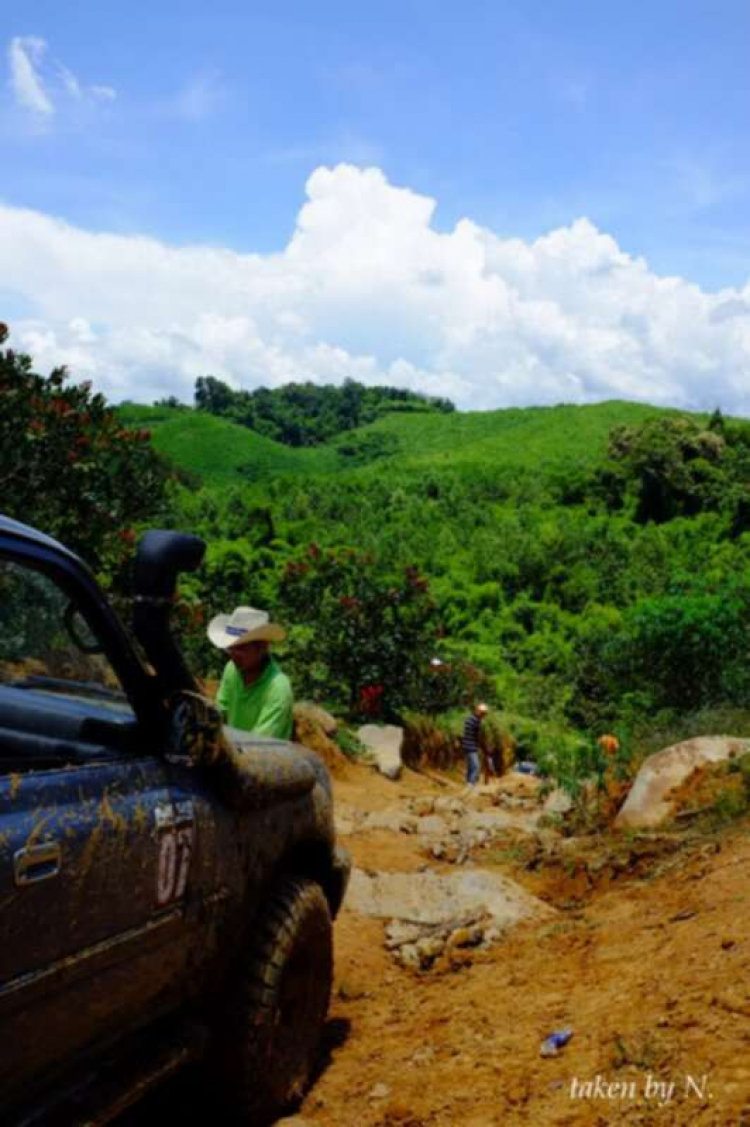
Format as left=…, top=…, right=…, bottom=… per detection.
left=0, top=558, right=125, bottom=703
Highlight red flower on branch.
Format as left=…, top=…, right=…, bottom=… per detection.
left=339, top=595, right=361, bottom=611
left=359, top=684, right=383, bottom=715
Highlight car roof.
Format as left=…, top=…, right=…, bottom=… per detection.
left=0, top=513, right=84, bottom=566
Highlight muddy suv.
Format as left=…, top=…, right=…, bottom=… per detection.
left=0, top=515, right=350, bottom=1125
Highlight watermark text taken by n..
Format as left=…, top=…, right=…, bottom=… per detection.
left=569, top=1073, right=711, bottom=1106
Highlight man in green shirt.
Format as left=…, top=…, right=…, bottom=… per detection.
left=208, top=606, right=294, bottom=740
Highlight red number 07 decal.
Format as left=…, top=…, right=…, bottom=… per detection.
left=157, top=825, right=194, bottom=906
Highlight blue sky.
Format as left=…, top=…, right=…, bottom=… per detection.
left=2, top=1, right=750, bottom=409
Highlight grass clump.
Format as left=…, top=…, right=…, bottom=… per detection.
left=334, top=726, right=369, bottom=762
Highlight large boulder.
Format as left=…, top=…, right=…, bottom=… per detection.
left=357, top=723, right=404, bottom=780
left=346, top=867, right=555, bottom=931
left=615, top=736, right=750, bottom=829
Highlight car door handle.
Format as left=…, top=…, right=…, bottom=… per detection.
left=14, top=842, right=62, bottom=886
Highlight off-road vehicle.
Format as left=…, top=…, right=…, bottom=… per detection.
left=0, top=515, right=350, bottom=1125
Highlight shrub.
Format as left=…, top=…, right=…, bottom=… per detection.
left=609, top=584, right=750, bottom=713
left=401, top=709, right=515, bottom=773
left=401, top=712, right=460, bottom=770
left=278, top=545, right=439, bottom=718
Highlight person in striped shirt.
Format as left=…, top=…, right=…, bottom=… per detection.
left=461, top=702, right=488, bottom=786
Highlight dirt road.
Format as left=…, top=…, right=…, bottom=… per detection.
left=296, top=764, right=750, bottom=1127
left=133, top=760, right=750, bottom=1126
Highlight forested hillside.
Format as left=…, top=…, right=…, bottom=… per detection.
left=4, top=322, right=749, bottom=767
left=117, top=393, right=750, bottom=762
left=117, top=397, right=664, bottom=481
left=161, top=375, right=454, bottom=447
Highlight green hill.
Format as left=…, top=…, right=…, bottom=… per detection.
left=117, top=404, right=340, bottom=482
left=118, top=397, right=750, bottom=758
left=347, top=399, right=669, bottom=475
left=121, top=400, right=675, bottom=485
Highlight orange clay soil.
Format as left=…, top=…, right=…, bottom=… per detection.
left=128, top=762, right=749, bottom=1126
left=298, top=764, right=750, bottom=1127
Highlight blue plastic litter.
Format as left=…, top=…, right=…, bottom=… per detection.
left=540, top=1029, right=573, bottom=1057
left=515, top=760, right=541, bottom=776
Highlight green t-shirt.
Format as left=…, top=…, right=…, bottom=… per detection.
left=216, top=657, right=294, bottom=740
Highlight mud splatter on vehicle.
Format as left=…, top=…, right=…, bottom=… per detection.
left=0, top=516, right=350, bottom=1125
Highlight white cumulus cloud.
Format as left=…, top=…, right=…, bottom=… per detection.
left=6, top=35, right=116, bottom=120
left=1, top=164, right=750, bottom=413
left=8, top=37, right=54, bottom=115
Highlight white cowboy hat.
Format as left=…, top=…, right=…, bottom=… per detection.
left=207, top=606, right=286, bottom=649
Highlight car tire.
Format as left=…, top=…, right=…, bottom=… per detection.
left=222, top=876, right=333, bottom=1124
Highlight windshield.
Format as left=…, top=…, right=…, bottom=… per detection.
left=0, top=558, right=127, bottom=704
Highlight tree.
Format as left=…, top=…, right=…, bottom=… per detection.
left=707, top=407, right=725, bottom=435
left=195, top=375, right=235, bottom=415
left=278, top=544, right=439, bottom=716
left=608, top=583, right=750, bottom=712
left=153, top=395, right=187, bottom=409
left=0, top=323, right=171, bottom=573
left=603, top=417, right=736, bottom=524
left=192, top=375, right=455, bottom=447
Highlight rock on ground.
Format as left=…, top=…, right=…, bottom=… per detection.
left=495, top=773, right=544, bottom=799
left=295, top=700, right=338, bottom=735
left=434, top=796, right=467, bottom=816
left=385, top=912, right=496, bottom=971
left=362, top=808, right=419, bottom=834
left=358, top=723, right=404, bottom=780
left=615, top=736, right=750, bottom=829
left=334, top=802, right=361, bottom=836
left=346, top=867, right=555, bottom=931
left=293, top=702, right=350, bottom=777
left=416, top=814, right=450, bottom=837
left=461, top=809, right=536, bottom=834
left=543, top=788, right=574, bottom=815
